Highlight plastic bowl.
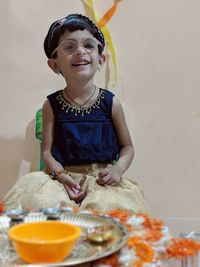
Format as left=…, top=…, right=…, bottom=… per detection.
left=8, top=221, right=81, bottom=263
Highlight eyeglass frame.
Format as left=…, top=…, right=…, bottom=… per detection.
left=51, top=38, right=103, bottom=58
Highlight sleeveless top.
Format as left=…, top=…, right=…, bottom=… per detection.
left=47, top=89, right=120, bottom=166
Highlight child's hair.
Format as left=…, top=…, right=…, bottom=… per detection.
left=44, top=14, right=105, bottom=59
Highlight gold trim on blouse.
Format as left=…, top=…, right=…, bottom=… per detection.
left=56, top=89, right=105, bottom=116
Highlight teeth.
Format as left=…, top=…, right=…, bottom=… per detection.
left=73, top=62, right=89, bottom=66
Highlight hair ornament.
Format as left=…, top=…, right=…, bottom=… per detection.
left=67, top=14, right=105, bottom=48
left=59, top=18, right=67, bottom=24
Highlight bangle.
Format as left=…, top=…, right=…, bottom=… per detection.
left=45, top=169, right=68, bottom=179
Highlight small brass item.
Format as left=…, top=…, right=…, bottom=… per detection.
left=87, top=224, right=114, bottom=243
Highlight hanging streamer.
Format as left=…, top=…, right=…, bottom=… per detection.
left=83, top=0, right=123, bottom=86
left=97, top=0, right=121, bottom=29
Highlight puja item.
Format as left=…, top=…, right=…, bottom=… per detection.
left=87, top=224, right=114, bottom=243
left=0, top=211, right=128, bottom=266
left=0, top=209, right=200, bottom=266
left=8, top=221, right=81, bottom=263
left=39, top=207, right=61, bottom=219
left=5, top=210, right=27, bottom=221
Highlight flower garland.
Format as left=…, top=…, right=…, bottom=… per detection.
left=89, top=209, right=200, bottom=267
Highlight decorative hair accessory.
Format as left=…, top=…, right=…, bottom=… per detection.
left=73, top=14, right=105, bottom=48
left=59, top=18, right=67, bottom=24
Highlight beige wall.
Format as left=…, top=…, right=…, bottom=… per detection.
left=1, top=0, right=200, bottom=218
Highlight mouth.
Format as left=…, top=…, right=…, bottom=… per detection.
left=72, top=61, right=90, bottom=67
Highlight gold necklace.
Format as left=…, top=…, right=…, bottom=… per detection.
left=64, top=85, right=97, bottom=108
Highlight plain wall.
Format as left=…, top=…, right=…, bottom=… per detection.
left=1, top=0, right=200, bottom=218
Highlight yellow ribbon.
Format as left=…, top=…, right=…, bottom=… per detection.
left=83, top=0, right=122, bottom=86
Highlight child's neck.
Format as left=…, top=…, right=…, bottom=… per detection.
left=65, top=80, right=95, bottom=98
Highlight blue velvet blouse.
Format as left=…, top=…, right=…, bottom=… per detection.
left=47, top=89, right=120, bottom=166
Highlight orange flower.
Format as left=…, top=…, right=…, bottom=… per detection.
left=106, top=209, right=132, bottom=224
left=0, top=201, right=4, bottom=213
left=91, top=209, right=100, bottom=216
left=145, top=230, right=163, bottom=242
left=166, top=238, right=200, bottom=259
left=128, top=236, right=154, bottom=263
left=137, top=213, right=163, bottom=231
left=136, top=242, right=154, bottom=262
left=131, top=259, right=144, bottom=267
left=72, top=206, right=80, bottom=213
left=127, top=236, right=143, bottom=247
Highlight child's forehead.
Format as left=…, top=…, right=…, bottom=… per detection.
left=59, top=29, right=95, bottom=42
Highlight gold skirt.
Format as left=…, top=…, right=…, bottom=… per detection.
left=3, top=163, right=149, bottom=214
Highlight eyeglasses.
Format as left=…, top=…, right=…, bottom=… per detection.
left=51, top=38, right=101, bottom=58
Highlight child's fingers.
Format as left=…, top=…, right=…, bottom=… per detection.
left=97, top=175, right=120, bottom=186
left=72, top=186, right=87, bottom=203
left=97, top=174, right=110, bottom=185
left=57, top=173, right=80, bottom=190
left=64, top=184, right=84, bottom=201
left=98, top=168, right=109, bottom=178
left=64, top=175, right=80, bottom=190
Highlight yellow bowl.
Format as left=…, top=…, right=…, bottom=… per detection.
left=8, top=221, right=81, bottom=263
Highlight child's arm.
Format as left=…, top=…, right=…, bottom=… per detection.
left=42, top=99, right=64, bottom=173
left=97, top=96, right=134, bottom=186
left=42, top=100, right=86, bottom=201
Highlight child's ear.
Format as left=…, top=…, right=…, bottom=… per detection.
left=99, top=54, right=106, bottom=68
left=47, top=59, right=61, bottom=74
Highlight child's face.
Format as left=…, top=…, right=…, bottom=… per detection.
left=49, top=29, right=104, bottom=82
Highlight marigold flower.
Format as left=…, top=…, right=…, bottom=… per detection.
left=166, top=238, right=200, bottom=259
left=137, top=213, right=163, bottom=231
left=91, top=209, right=100, bottom=216
left=0, top=201, right=4, bottom=213
left=145, top=230, right=163, bottom=242
left=106, top=209, right=131, bottom=224
left=128, top=236, right=154, bottom=263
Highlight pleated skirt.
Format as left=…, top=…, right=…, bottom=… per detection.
left=3, top=163, right=149, bottom=214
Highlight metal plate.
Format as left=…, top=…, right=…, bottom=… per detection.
left=0, top=212, right=128, bottom=266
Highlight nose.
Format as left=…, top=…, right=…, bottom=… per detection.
left=74, top=45, right=86, bottom=55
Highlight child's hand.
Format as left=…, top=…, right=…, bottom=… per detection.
left=97, top=165, right=123, bottom=186
left=56, top=172, right=80, bottom=190
left=64, top=183, right=88, bottom=203
left=56, top=173, right=87, bottom=203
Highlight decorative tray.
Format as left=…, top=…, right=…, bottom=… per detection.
left=0, top=210, right=128, bottom=266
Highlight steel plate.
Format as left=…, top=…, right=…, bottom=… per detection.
left=0, top=212, right=128, bottom=266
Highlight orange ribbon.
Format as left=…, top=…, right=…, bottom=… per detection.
left=83, top=0, right=123, bottom=86
left=97, top=0, right=121, bottom=28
